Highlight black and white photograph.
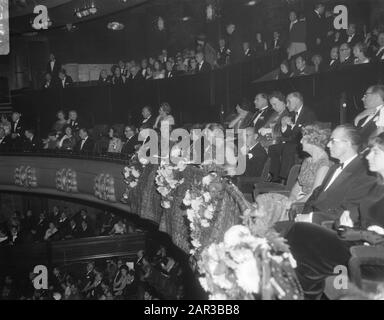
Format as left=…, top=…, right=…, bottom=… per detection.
left=1, top=0, right=384, bottom=304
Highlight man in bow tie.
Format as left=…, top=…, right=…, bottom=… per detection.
left=354, top=85, right=384, bottom=143
left=0, top=127, right=10, bottom=152
left=295, top=124, right=376, bottom=225
left=23, top=129, right=40, bottom=152
left=67, top=110, right=80, bottom=134
left=139, top=106, right=156, bottom=131
left=374, top=32, right=384, bottom=62
left=252, top=93, right=274, bottom=131
left=75, top=128, right=94, bottom=154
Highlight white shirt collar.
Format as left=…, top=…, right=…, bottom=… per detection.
left=296, top=105, right=303, bottom=117
left=341, top=154, right=358, bottom=168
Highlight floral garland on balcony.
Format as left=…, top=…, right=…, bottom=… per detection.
left=183, top=172, right=225, bottom=256
left=122, top=156, right=149, bottom=201
left=197, top=206, right=303, bottom=300
left=94, top=173, right=116, bottom=202
left=155, top=158, right=187, bottom=209
left=55, top=168, right=78, bottom=193
left=14, top=166, right=37, bottom=188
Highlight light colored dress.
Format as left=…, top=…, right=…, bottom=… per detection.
left=255, top=155, right=330, bottom=225
left=108, top=138, right=122, bottom=153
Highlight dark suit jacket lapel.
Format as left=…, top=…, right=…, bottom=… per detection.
left=317, top=157, right=361, bottom=201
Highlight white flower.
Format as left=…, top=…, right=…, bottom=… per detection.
left=199, top=277, right=209, bottom=291
left=235, top=259, right=260, bottom=294
left=202, top=192, right=211, bottom=202
left=229, top=248, right=255, bottom=264
left=213, top=273, right=233, bottom=290
left=157, top=186, right=169, bottom=197
left=191, top=239, right=201, bottom=248
left=209, top=293, right=227, bottom=300
left=183, top=190, right=192, bottom=206
left=139, top=157, right=149, bottom=165
left=186, top=208, right=195, bottom=221
left=131, top=169, right=140, bottom=178
left=223, top=225, right=252, bottom=247
left=247, top=153, right=253, bottom=160
left=202, top=174, right=214, bottom=186
left=129, top=181, right=138, bottom=188
left=162, top=201, right=171, bottom=208
left=191, top=197, right=203, bottom=211
left=207, top=204, right=215, bottom=213
left=201, top=219, right=210, bottom=228
left=203, top=209, right=213, bottom=220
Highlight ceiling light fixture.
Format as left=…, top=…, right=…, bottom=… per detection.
left=245, top=1, right=257, bottom=6
left=107, top=21, right=124, bottom=31
left=74, top=0, right=98, bottom=19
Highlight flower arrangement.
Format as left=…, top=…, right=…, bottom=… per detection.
left=94, top=173, right=116, bottom=202
left=198, top=223, right=302, bottom=300
left=155, top=158, right=187, bottom=209
left=14, top=166, right=37, bottom=188
left=122, top=155, right=148, bottom=201
left=183, top=172, right=224, bottom=256
left=55, top=168, right=78, bottom=193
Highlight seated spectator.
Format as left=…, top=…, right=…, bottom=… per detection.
left=78, top=220, right=94, bottom=238
left=290, top=55, right=314, bottom=77
left=269, top=31, right=282, bottom=51
left=67, top=110, right=80, bottom=133
left=227, top=98, right=254, bottom=131
left=311, top=54, right=324, bottom=73
left=111, top=65, right=126, bottom=85
left=326, top=46, right=340, bottom=71
left=285, top=132, right=384, bottom=300
left=44, top=222, right=59, bottom=241
left=22, top=129, right=39, bottom=152
left=254, top=33, right=267, bottom=55
left=338, top=42, right=354, bottom=66
left=242, top=41, right=253, bottom=58
left=152, top=60, right=165, bottom=79
left=0, top=127, right=11, bottom=152
left=42, top=72, right=54, bottom=89
left=84, top=271, right=104, bottom=300
left=75, top=128, right=95, bottom=154
left=353, top=42, right=370, bottom=64
left=99, top=211, right=117, bottom=235
left=164, top=61, right=176, bottom=78
left=65, top=219, right=79, bottom=239
left=97, top=69, right=111, bottom=86
left=113, top=266, right=133, bottom=296
left=34, top=212, right=48, bottom=241
left=373, top=32, right=384, bottom=62
left=139, top=106, right=156, bottom=131
left=153, top=103, right=175, bottom=133
left=58, top=69, right=73, bottom=89
left=188, top=58, right=197, bottom=74
left=107, top=127, right=122, bottom=153
left=295, top=124, right=377, bottom=225
left=57, top=211, right=70, bottom=238
left=121, top=125, right=139, bottom=157
left=58, top=126, right=76, bottom=151
left=0, top=113, right=11, bottom=135
left=195, top=52, right=211, bottom=73
left=216, top=38, right=230, bottom=67
left=42, top=131, right=59, bottom=150
left=105, top=259, right=118, bottom=285
left=109, top=219, right=127, bottom=235
left=82, top=262, right=96, bottom=291
left=52, top=110, right=67, bottom=135
left=144, top=66, right=153, bottom=80
left=0, top=227, right=9, bottom=246
left=276, top=60, right=290, bottom=80
left=343, top=23, right=363, bottom=48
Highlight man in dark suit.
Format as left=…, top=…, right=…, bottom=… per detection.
left=22, top=129, right=40, bottom=152
left=290, top=55, right=315, bottom=77
left=75, top=128, right=94, bottom=154
left=226, top=23, right=243, bottom=63
left=195, top=52, right=212, bottom=73
left=216, top=38, right=230, bottom=67
left=341, top=23, right=363, bottom=48
left=374, top=32, right=384, bottom=62
left=269, top=31, right=282, bottom=51
left=270, top=92, right=317, bottom=182
left=251, top=93, right=275, bottom=131
left=130, top=65, right=144, bottom=81
left=42, top=72, right=55, bottom=89
left=326, top=46, right=340, bottom=71
left=237, top=127, right=268, bottom=194
left=164, top=61, right=177, bottom=79
left=306, top=2, right=326, bottom=53
left=0, top=127, right=10, bottom=152
left=121, top=125, right=139, bottom=157
left=46, top=53, right=61, bottom=78
left=58, top=69, right=73, bottom=89
left=355, top=85, right=384, bottom=143
left=242, top=42, right=253, bottom=59
left=338, top=43, right=354, bottom=67
left=10, top=111, right=24, bottom=151
left=296, top=124, right=376, bottom=225
left=139, top=106, right=156, bottom=131
left=67, top=110, right=80, bottom=133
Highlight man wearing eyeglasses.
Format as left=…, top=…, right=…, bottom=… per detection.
left=354, top=85, right=384, bottom=143
left=295, top=124, right=376, bottom=225
left=338, top=43, right=354, bottom=66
